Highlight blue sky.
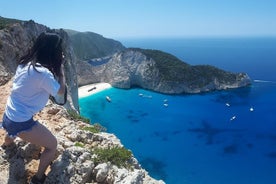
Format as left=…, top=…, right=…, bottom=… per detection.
left=0, top=0, right=275, bottom=39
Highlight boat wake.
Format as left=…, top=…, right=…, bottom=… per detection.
left=253, top=79, right=276, bottom=84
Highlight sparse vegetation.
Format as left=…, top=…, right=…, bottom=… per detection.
left=81, top=123, right=106, bottom=133
left=67, top=109, right=90, bottom=123
left=193, top=65, right=237, bottom=84
left=75, top=142, right=85, bottom=148
left=130, top=48, right=195, bottom=81
left=0, top=16, right=21, bottom=30
left=67, top=31, right=125, bottom=60
left=93, top=146, right=132, bottom=168
left=129, top=48, right=238, bottom=88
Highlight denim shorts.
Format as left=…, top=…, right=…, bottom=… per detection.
left=2, top=114, right=38, bottom=137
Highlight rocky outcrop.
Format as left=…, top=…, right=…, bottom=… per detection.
left=77, top=49, right=251, bottom=94
left=0, top=20, right=79, bottom=111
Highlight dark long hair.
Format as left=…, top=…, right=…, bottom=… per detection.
left=19, top=32, right=63, bottom=77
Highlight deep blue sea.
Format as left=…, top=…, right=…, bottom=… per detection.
left=79, top=37, right=276, bottom=184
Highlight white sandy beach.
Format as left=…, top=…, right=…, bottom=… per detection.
left=78, top=83, right=112, bottom=98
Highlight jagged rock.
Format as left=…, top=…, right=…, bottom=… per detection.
left=93, top=163, right=110, bottom=182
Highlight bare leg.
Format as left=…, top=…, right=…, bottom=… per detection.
left=18, top=122, right=57, bottom=180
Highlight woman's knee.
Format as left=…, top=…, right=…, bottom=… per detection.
left=43, top=137, right=57, bottom=158
left=43, top=133, right=57, bottom=151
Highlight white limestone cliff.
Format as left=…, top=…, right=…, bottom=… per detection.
left=77, top=49, right=251, bottom=94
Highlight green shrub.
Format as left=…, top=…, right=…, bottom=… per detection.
left=81, top=123, right=106, bottom=133
left=93, top=146, right=132, bottom=168
left=75, top=142, right=84, bottom=148
left=67, top=109, right=90, bottom=123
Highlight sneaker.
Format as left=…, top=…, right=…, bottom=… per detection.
left=1, top=142, right=17, bottom=158
left=30, top=174, right=46, bottom=184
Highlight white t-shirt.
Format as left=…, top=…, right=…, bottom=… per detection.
left=5, top=62, right=60, bottom=122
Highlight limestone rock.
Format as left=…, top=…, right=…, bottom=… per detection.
left=93, top=163, right=110, bottom=182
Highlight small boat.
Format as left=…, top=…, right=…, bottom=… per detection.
left=230, top=116, right=236, bottom=121
left=250, top=107, right=254, bottom=112
left=163, top=103, right=169, bottom=107
left=88, top=86, right=96, bottom=92
left=106, top=96, right=111, bottom=102
left=225, top=103, right=230, bottom=107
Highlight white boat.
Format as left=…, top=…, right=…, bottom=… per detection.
left=106, top=96, right=111, bottom=102
left=230, top=116, right=236, bottom=121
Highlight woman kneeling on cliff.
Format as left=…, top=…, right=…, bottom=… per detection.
left=1, top=32, right=66, bottom=184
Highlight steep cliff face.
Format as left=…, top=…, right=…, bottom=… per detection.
left=0, top=20, right=79, bottom=111
left=77, top=48, right=251, bottom=93
left=77, top=50, right=160, bottom=88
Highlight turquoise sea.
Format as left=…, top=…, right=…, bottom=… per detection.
left=79, top=37, right=276, bottom=184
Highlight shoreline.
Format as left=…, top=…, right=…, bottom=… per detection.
left=78, top=83, right=112, bottom=98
